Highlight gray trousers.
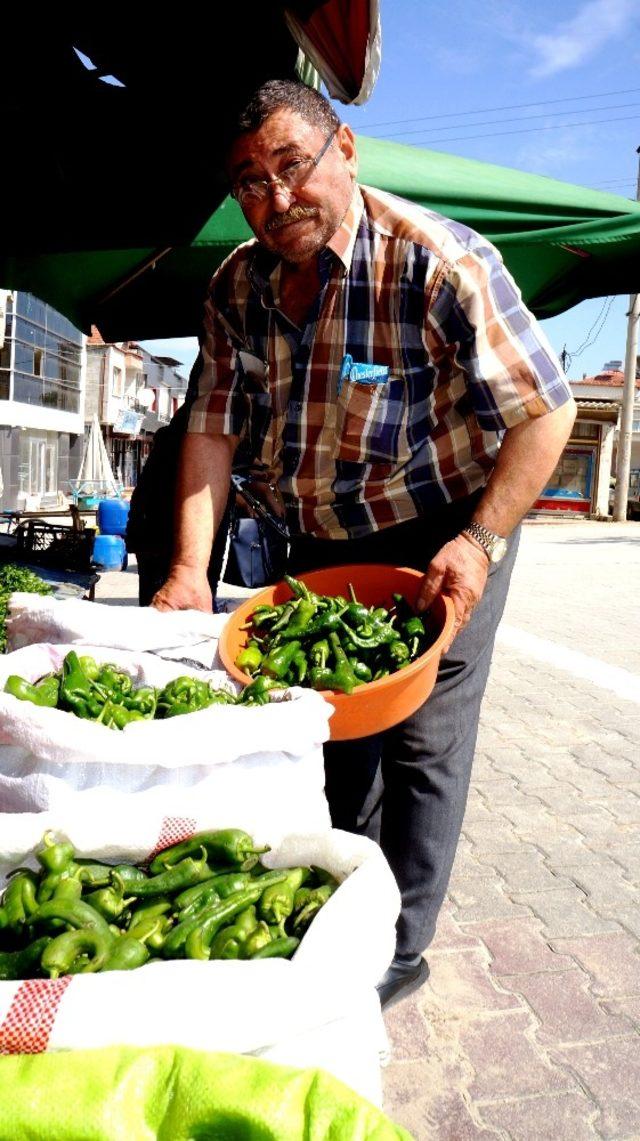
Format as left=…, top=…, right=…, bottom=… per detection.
left=288, top=499, right=519, bottom=958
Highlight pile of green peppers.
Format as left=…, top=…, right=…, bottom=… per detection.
left=0, top=829, right=338, bottom=980
left=3, top=651, right=271, bottom=729
left=235, top=575, right=436, bottom=694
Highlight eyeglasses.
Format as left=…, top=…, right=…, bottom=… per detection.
left=232, top=129, right=337, bottom=206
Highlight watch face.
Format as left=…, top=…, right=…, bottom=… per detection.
left=490, top=538, right=508, bottom=563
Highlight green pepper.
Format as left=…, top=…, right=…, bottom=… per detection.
left=207, top=922, right=250, bottom=960
left=235, top=641, right=264, bottom=675
left=350, top=659, right=373, bottom=682
left=342, top=601, right=371, bottom=628
left=267, top=601, right=298, bottom=634
left=155, top=676, right=218, bottom=719
left=278, top=599, right=317, bottom=639
left=309, top=639, right=330, bottom=670
left=337, top=617, right=397, bottom=650
left=94, top=664, right=133, bottom=703
left=302, top=610, right=344, bottom=638
left=50, top=877, right=83, bottom=904
left=36, top=832, right=75, bottom=876
left=127, top=898, right=173, bottom=927
left=293, top=883, right=336, bottom=933
left=58, top=651, right=105, bottom=719
left=123, top=685, right=157, bottom=718
left=97, top=700, right=147, bottom=730
left=184, top=887, right=269, bottom=961
left=249, top=936, right=300, bottom=960
left=388, top=639, right=410, bottom=666
left=249, top=605, right=279, bottom=627
left=85, top=884, right=132, bottom=921
left=283, top=575, right=316, bottom=603
left=72, top=861, right=115, bottom=889
left=238, top=676, right=281, bottom=705
left=41, top=928, right=113, bottom=978
left=4, top=673, right=60, bottom=708
left=0, top=937, right=51, bottom=981
left=126, top=913, right=172, bottom=951
left=150, top=830, right=269, bottom=875
left=326, top=633, right=362, bottom=695
left=77, top=656, right=100, bottom=681
left=30, top=898, right=114, bottom=940
left=103, top=934, right=150, bottom=972
left=242, top=921, right=272, bottom=957
left=115, top=852, right=212, bottom=897
left=260, top=639, right=303, bottom=681
left=2, top=870, right=39, bottom=930
left=258, top=868, right=309, bottom=932
left=170, top=871, right=288, bottom=961
left=174, top=879, right=224, bottom=916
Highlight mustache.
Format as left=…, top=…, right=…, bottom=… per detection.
left=265, top=205, right=318, bottom=232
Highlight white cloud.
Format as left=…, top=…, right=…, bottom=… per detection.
left=529, top=0, right=636, bottom=78
left=513, top=125, right=597, bottom=179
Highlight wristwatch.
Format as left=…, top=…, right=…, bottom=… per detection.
left=460, top=521, right=508, bottom=564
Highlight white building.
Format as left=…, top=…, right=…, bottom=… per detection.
left=86, top=331, right=188, bottom=488
left=0, top=290, right=85, bottom=511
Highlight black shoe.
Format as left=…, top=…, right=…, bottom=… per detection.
left=376, top=957, right=430, bottom=1011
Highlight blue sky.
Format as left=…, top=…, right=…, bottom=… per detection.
left=142, top=0, right=640, bottom=381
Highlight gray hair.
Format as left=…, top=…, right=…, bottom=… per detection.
left=234, top=79, right=341, bottom=138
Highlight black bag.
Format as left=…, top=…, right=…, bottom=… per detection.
left=223, top=476, right=289, bottom=589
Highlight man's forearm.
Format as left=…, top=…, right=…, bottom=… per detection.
left=171, top=432, right=237, bottom=574
left=473, top=399, right=577, bottom=536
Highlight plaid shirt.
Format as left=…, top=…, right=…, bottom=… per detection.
left=188, top=185, right=571, bottom=540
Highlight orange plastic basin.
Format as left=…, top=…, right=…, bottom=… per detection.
left=218, top=564, right=455, bottom=741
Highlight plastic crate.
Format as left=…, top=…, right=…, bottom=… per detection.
left=15, top=520, right=96, bottom=573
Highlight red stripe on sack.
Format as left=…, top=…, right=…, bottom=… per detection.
left=146, top=816, right=197, bottom=862
left=0, top=976, right=72, bottom=1055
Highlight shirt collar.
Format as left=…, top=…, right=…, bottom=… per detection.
left=248, top=184, right=365, bottom=301
left=326, top=185, right=364, bottom=274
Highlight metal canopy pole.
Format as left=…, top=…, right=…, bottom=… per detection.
left=613, top=146, right=640, bottom=521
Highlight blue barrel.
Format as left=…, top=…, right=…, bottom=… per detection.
left=92, top=534, right=127, bottom=570
left=97, top=498, right=130, bottom=536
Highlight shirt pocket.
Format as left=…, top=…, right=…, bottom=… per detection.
left=336, top=374, right=408, bottom=465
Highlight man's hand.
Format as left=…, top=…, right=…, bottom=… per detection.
left=151, top=565, right=213, bottom=613
left=416, top=535, right=489, bottom=651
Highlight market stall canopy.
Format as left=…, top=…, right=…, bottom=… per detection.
left=4, top=133, right=640, bottom=342
left=3, top=2, right=380, bottom=259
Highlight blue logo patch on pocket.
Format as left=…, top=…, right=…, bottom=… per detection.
left=338, top=354, right=390, bottom=396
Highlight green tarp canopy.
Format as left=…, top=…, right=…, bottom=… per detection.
left=4, top=134, right=640, bottom=341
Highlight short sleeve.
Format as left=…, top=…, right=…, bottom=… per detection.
left=426, top=242, right=572, bottom=431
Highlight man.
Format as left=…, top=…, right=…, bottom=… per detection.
left=153, top=80, right=576, bottom=1007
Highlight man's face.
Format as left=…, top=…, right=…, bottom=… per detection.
left=228, top=109, right=357, bottom=266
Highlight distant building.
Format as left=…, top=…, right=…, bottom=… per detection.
left=534, top=362, right=640, bottom=517
left=0, top=290, right=85, bottom=511
left=86, top=331, right=188, bottom=488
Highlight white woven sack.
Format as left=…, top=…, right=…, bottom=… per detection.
left=6, top=594, right=227, bottom=668
left=0, top=816, right=400, bottom=1103
left=0, top=644, right=332, bottom=829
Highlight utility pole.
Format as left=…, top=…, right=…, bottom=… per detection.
left=613, top=146, right=640, bottom=521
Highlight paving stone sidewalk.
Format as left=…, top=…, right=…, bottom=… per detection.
left=382, top=522, right=640, bottom=1141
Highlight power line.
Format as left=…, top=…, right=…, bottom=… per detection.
left=364, top=101, right=640, bottom=141
left=388, top=113, right=640, bottom=148
left=356, top=87, right=640, bottom=132
left=564, top=297, right=617, bottom=370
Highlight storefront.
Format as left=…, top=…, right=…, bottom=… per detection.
left=534, top=400, right=619, bottom=518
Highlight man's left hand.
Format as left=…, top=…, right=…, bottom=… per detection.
left=416, top=535, right=489, bottom=652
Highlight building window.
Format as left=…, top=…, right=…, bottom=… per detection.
left=112, top=366, right=124, bottom=396
left=572, top=421, right=599, bottom=440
